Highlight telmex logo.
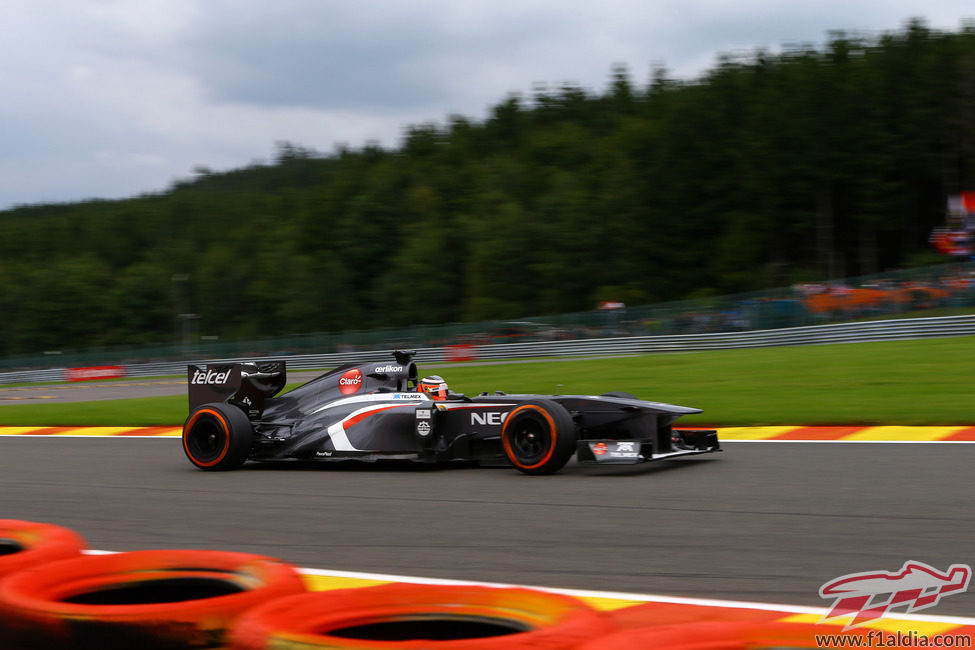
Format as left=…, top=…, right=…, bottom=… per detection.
left=339, top=369, right=363, bottom=395
left=191, top=368, right=232, bottom=385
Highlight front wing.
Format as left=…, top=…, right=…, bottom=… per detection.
left=576, top=429, right=721, bottom=465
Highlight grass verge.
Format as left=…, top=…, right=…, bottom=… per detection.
left=0, top=336, right=972, bottom=426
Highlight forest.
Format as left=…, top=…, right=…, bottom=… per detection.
left=1, top=19, right=973, bottom=356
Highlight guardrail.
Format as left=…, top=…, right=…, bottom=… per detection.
left=2, top=314, right=974, bottom=386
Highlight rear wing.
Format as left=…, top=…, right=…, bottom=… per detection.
left=187, top=361, right=287, bottom=417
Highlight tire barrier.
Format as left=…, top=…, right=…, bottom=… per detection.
left=0, top=521, right=964, bottom=649
left=0, top=519, right=87, bottom=580
left=0, top=549, right=307, bottom=650
left=602, top=601, right=852, bottom=648
left=581, top=618, right=881, bottom=650
left=741, top=621, right=866, bottom=648
left=229, top=583, right=616, bottom=649
left=606, top=601, right=786, bottom=629
left=578, top=621, right=752, bottom=650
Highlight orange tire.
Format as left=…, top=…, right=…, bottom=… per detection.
left=0, top=519, right=86, bottom=579
left=0, top=549, right=306, bottom=650
left=607, top=602, right=785, bottom=629
left=229, top=583, right=614, bottom=649
left=743, top=621, right=870, bottom=648
left=182, top=402, right=253, bottom=471
left=500, top=400, right=577, bottom=475
left=583, top=619, right=877, bottom=650
left=578, top=621, right=751, bottom=650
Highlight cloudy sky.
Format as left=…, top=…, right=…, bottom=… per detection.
left=1, top=1, right=972, bottom=210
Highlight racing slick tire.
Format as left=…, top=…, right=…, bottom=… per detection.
left=182, top=402, right=253, bottom=471
left=0, top=520, right=87, bottom=579
left=501, top=399, right=577, bottom=475
left=229, top=583, right=614, bottom=649
left=0, top=549, right=307, bottom=650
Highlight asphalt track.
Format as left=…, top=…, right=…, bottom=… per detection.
left=2, top=435, right=973, bottom=616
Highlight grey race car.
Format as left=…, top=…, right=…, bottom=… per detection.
left=181, top=351, right=720, bottom=475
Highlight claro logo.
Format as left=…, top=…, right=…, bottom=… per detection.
left=190, top=368, right=233, bottom=385
left=339, top=368, right=363, bottom=394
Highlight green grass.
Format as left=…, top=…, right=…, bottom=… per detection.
left=0, top=396, right=189, bottom=427
left=2, top=336, right=973, bottom=426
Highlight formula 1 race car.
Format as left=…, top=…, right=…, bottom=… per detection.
left=181, top=351, right=720, bottom=475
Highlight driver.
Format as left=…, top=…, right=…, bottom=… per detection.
left=417, top=375, right=449, bottom=400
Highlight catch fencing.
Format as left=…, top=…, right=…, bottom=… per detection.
left=1, top=314, right=973, bottom=386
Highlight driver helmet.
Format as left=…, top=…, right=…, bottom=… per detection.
left=417, top=375, right=448, bottom=400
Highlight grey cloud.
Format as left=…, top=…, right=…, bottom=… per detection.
left=0, top=0, right=972, bottom=208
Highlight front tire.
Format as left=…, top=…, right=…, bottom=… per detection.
left=501, top=399, right=577, bottom=475
left=182, top=402, right=253, bottom=471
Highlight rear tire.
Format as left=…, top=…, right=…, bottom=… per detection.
left=501, top=399, right=577, bottom=475
left=182, top=403, right=253, bottom=471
